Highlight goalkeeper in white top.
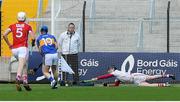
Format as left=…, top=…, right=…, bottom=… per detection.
left=91, top=65, right=175, bottom=87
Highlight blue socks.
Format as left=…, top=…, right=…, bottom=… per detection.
left=48, top=76, right=54, bottom=82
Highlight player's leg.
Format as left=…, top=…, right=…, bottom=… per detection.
left=11, top=48, right=26, bottom=91
left=51, top=65, right=58, bottom=88
left=42, top=65, right=57, bottom=89
left=11, top=48, right=22, bottom=81
left=146, top=74, right=175, bottom=81
left=42, top=65, right=52, bottom=81
left=133, top=73, right=171, bottom=87
left=22, top=63, right=32, bottom=91
left=43, top=54, right=57, bottom=89
left=138, top=82, right=170, bottom=87
left=52, top=53, right=58, bottom=80
left=51, top=53, right=59, bottom=88
left=17, top=57, right=26, bottom=78
left=15, top=57, right=25, bottom=91
left=133, top=73, right=168, bottom=87
left=52, top=65, right=58, bottom=81
left=146, top=75, right=164, bottom=80
left=22, top=64, right=28, bottom=84
left=20, top=47, right=31, bottom=91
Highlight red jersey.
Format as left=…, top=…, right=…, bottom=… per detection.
left=9, top=22, right=32, bottom=48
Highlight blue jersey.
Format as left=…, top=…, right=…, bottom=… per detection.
left=36, top=34, right=57, bottom=55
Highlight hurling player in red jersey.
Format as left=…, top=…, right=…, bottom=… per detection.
left=91, top=65, right=175, bottom=87
left=3, top=11, right=35, bottom=91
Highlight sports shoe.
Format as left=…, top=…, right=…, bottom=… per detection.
left=23, top=83, right=32, bottom=91
left=15, top=79, right=22, bottom=91
left=51, top=80, right=58, bottom=89
left=169, top=74, right=175, bottom=80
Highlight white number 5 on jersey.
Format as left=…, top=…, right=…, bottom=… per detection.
left=16, top=28, right=23, bottom=38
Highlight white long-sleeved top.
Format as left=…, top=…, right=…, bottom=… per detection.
left=97, top=70, right=133, bottom=83
left=58, top=31, right=81, bottom=54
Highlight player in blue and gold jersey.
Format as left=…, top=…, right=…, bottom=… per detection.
left=36, top=26, right=58, bottom=89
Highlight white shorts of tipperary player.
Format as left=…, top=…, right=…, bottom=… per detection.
left=44, top=53, right=58, bottom=66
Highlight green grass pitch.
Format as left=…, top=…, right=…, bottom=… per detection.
left=0, top=84, right=180, bottom=101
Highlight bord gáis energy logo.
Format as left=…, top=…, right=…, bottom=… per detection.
left=122, top=54, right=178, bottom=75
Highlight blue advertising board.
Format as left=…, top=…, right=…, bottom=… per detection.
left=78, top=52, right=180, bottom=83
left=28, top=52, right=180, bottom=83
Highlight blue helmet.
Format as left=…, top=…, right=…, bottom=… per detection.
left=40, top=26, right=48, bottom=33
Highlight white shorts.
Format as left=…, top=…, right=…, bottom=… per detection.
left=11, top=47, right=29, bottom=59
left=131, top=73, right=148, bottom=85
left=44, top=53, right=58, bottom=66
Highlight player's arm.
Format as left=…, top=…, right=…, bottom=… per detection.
left=30, top=31, right=36, bottom=47
left=36, top=38, right=41, bottom=53
left=53, top=36, right=58, bottom=50
left=92, top=74, right=114, bottom=81
left=53, top=42, right=58, bottom=51
left=28, top=26, right=36, bottom=47
left=37, top=43, right=42, bottom=53
left=29, top=30, right=36, bottom=40
left=55, top=42, right=58, bottom=50
left=3, top=28, right=12, bottom=49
